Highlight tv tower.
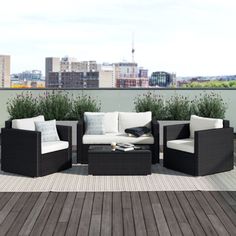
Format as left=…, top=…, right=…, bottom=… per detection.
left=131, top=33, right=135, bottom=78
left=132, top=32, right=135, bottom=63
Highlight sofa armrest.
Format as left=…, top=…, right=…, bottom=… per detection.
left=195, top=127, right=234, bottom=175
left=77, top=119, right=84, bottom=143
left=195, top=127, right=234, bottom=158
left=151, top=119, right=160, bottom=163
left=163, top=123, right=190, bottom=146
left=56, top=125, right=72, bottom=142
left=1, top=128, right=41, bottom=176
left=56, top=125, right=72, bottom=162
left=151, top=118, right=159, bottom=137
left=77, top=119, right=85, bottom=163
left=5, top=120, right=12, bottom=129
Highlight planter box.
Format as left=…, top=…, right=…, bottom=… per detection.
left=56, top=120, right=78, bottom=146
left=158, top=120, right=189, bottom=146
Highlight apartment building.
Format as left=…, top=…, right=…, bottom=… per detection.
left=46, top=57, right=100, bottom=88
left=71, top=61, right=97, bottom=72
left=98, top=64, right=114, bottom=88
left=114, top=62, right=149, bottom=88
left=45, top=57, right=60, bottom=87
left=149, top=71, right=175, bottom=87
left=0, top=55, right=10, bottom=88
left=60, top=57, right=77, bottom=72
left=61, top=71, right=99, bottom=88
left=47, top=71, right=99, bottom=88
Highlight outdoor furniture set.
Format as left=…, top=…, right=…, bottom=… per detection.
left=1, top=112, right=234, bottom=177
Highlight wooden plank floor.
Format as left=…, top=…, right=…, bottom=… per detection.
left=0, top=192, right=236, bottom=235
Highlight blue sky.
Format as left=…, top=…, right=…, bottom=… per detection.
left=1, top=0, right=236, bottom=76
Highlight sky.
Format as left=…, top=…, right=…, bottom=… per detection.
left=1, top=0, right=236, bottom=76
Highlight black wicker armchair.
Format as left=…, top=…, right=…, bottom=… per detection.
left=77, top=118, right=159, bottom=164
left=1, top=121, right=72, bottom=177
left=163, top=120, right=234, bottom=176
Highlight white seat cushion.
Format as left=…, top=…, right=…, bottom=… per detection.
left=167, top=138, right=194, bottom=153
left=118, top=112, right=152, bottom=133
left=41, top=141, right=69, bottom=154
left=83, top=133, right=154, bottom=145
left=190, top=115, right=223, bottom=138
left=12, top=115, right=45, bottom=131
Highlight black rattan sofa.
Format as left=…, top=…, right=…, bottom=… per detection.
left=77, top=118, right=159, bottom=164
left=163, top=120, right=234, bottom=176
left=1, top=121, right=72, bottom=177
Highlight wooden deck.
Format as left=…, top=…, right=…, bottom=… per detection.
left=0, top=192, right=235, bottom=235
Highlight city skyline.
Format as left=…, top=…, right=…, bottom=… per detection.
left=1, top=0, right=236, bottom=76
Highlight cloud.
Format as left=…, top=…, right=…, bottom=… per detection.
left=0, top=0, right=236, bottom=76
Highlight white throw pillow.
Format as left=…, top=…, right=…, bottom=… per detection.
left=84, top=112, right=105, bottom=135
left=118, top=111, right=152, bottom=133
left=35, top=119, right=60, bottom=142
left=190, top=115, right=223, bottom=138
left=84, top=112, right=119, bottom=133
left=12, top=115, right=45, bottom=131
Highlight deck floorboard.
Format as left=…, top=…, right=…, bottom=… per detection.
left=0, top=191, right=235, bottom=235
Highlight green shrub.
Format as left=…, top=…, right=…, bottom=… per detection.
left=7, top=92, right=39, bottom=119
left=183, top=80, right=236, bottom=88
left=134, top=92, right=167, bottom=119
left=69, top=95, right=101, bottom=120
left=134, top=92, right=227, bottom=120
left=192, top=92, right=227, bottom=118
left=38, top=92, right=72, bottom=120
left=165, top=95, right=192, bottom=120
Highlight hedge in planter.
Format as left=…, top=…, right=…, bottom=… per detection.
left=165, top=95, right=192, bottom=120
left=192, top=92, right=227, bottom=119
left=38, top=92, right=72, bottom=120
left=7, top=92, right=101, bottom=120
left=69, top=94, right=101, bottom=120
left=7, top=92, right=39, bottom=119
left=134, top=92, right=167, bottom=120
left=134, top=92, right=227, bottom=120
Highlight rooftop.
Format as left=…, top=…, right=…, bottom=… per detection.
left=0, top=88, right=236, bottom=235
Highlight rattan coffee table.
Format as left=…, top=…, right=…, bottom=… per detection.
left=88, top=145, right=152, bottom=175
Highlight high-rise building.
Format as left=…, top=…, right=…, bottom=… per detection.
left=62, top=71, right=99, bottom=88
left=47, top=71, right=99, bottom=88
left=45, top=57, right=60, bottom=87
left=0, top=55, right=10, bottom=88
left=60, top=57, right=77, bottom=72
left=138, top=68, right=148, bottom=78
left=149, top=71, right=175, bottom=87
left=11, top=70, right=44, bottom=88
left=114, top=62, right=149, bottom=88
left=114, top=62, right=137, bottom=88
left=17, top=70, right=42, bottom=81
left=71, top=61, right=87, bottom=72
left=45, top=57, right=100, bottom=88
left=98, top=63, right=114, bottom=88
left=71, top=60, right=98, bottom=72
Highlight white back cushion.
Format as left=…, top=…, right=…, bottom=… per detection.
left=190, top=115, right=223, bottom=138
left=118, top=111, right=152, bottom=133
left=35, top=119, right=60, bottom=142
left=104, top=112, right=118, bottom=133
left=84, top=112, right=105, bottom=135
left=12, top=115, right=45, bottom=131
left=84, top=112, right=119, bottom=133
